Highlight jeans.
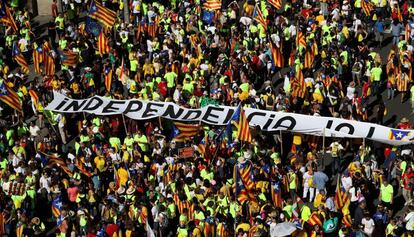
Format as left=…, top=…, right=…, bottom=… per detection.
left=393, top=35, right=400, bottom=45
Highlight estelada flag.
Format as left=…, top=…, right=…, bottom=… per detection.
left=29, top=89, right=39, bottom=110
left=104, top=69, right=113, bottom=92
left=32, top=45, right=43, bottom=74
left=98, top=31, right=110, bottom=55
left=0, top=1, right=18, bottom=32
left=0, top=80, right=22, bottom=112
left=88, top=0, right=116, bottom=28
left=12, top=42, right=29, bottom=74
left=270, top=41, right=284, bottom=68
left=296, top=31, right=306, bottom=49
left=60, top=50, right=78, bottom=67
left=253, top=5, right=267, bottom=30
left=303, top=49, right=315, bottom=69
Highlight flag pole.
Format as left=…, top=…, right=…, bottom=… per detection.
left=279, top=130, right=283, bottom=156
left=122, top=113, right=128, bottom=135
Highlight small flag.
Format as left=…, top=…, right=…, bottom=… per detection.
left=32, top=45, right=43, bottom=74
left=59, top=50, right=78, bottom=67
left=46, top=153, right=73, bottom=177
left=75, top=157, right=93, bottom=177
left=29, top=89, right=39, bottom=110
left=268, top=0, right=282, bottom=9
left=104, top=69, right=113, bottom=92
left=334, top=175, right=350, bottom=210
left=361, top=0, right=374, bottom=16
left=271, top=181, right=283, bottom=208
left=307, top=212, right=323, bottom=227
left=388, top=129, right=410, bottom=141
left=0, top=1, right=18, bottom=32
left=98, top=31, right=110, bottom=55
left=253, top=5, right=267, bottom=30
left=291, top=196, right=305, bottom=219
left=173, top=122, right=201, bottom=141
left=0, top=80, right=22, bottom=112
left=202, top=0, right=222, bottom=10
left=270, top=41, right=284, bottom=68
left=296, top=31, right=306, bottom=49
left=303, top=49, right=315, bottom=69
left=88, top=0, right=117, bottom=28
left=12, top=42, right=29, bottom=74
left=52, top=195, right=63, bottom=217
left=233, top=105, right=252, bottom=143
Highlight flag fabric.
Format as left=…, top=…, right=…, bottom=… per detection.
left=75, top=157, right=93, bottom=177
left=52, top=195, right=63, bottom=217
left=253, top=5, right=267, bottom=30
left=307, top=212, right=323, bottom=226
left=270, top=42, right=284, bottom=68
left=46, top=153, right=73, bottom=177
left=196, top=135, right=208, bottom=155
left=288, top=52, right=295, bottom=67
left=85, top=17, right=103, bottom=37
left=3, top=182, right=27, bottom=196
left=44, top=54, right=55, bottom=76
left=173, top=122, right=201, bottom=141
left=296, top=31, right=306, bottom=49
left=0, top=80, right=22, bottom=112
left=29, top=89, right=39, bottom=110
left=202, top=0, right=222, bottom=10
left=268, top=0, right=282, bottom=9
left=233, top=164, right=255, bottom=204
left=291, top=69, right=306, bottom=98
left=119, top=57, right=126, bottom=81
left=32, top=45, right=43, bottom=74
left=361, top=0, right=374, bottom=16
left=291, top=196, right=304, bottom=219
left=406, top=24, right=411, bottom=41
left=12, top=42, right=29, bottom=74
left=334, top=175, right=350, bottom=210
left=303, top=49, right=315, bottom=69
left=147, top=15, right=159, bottom=38
left=0, top=212, right=4, bottom=236
left=98, top=31, right=110, bottom=55
left=0, top=1, right=18, bottom=32
left=104, top=69, right=113, bottom=92
left=342, top=214, right=352, bottom=228
left=88, top=0, right=117, bottom=27
left=238, top=161, right=255, bottom=191
left=16, top=223, right=24, bottom=237
left=230, top=105, right=252, bottom=143
left=271, top=181, right=283, bottom=208
left=60, top=50, right=78, bottom=67
left=388, top=129, right=410, bottom=141
left=397, top=4, right=403, bottom=22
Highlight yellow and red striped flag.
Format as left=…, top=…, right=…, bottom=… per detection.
left=60, top=50, right=78, bottom=67
left=361, top=0, right=374, bottom=16
left=236, top=106, right=252, bottom=143
left=105, top=69, right=113, bottom=92
left=12, top=42, right=29, bottom=74
left=44, top=54, right=55, bottom=76
left=75, top=157, right=93, bottom=177
left=0, top=80, right=22, bottom=112
left=406, top=24, right=411, bottom=41
left=397, top=4, right=403, bottom=22
left=0, top=3, right=18, bottom=32
left=303, top=49, right=315, bottom=69
left=173, top=122, right=201, bottom=141
left=270, top=42, right=284, bottom=68
left=268, top=0, right=282, bottom=9
left=98, top=31, right=110, bottom=55
left=307, top=212, right=323, bottom=227
left=253, top=5, right=267, bottom=30
left=202, top=0, right=222, bottom=10
left=296, top=31, right=306, bottom=49
left=88, top=0, right=117, bottom=28
left=32, top=45, right=43, bottom=74
left=334, top=175, right=350, bottom=210
left=29, top=89, right=39, bottom=110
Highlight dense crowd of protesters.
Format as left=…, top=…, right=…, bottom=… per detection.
left=2, top=0, right=414, bottom=236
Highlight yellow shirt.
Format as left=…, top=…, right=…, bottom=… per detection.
left=118, top=167, right=129, bottom=186
left=94, top=156, right=105, bottom=172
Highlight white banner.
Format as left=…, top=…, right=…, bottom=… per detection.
left=46, top=93, right=414, bottom=146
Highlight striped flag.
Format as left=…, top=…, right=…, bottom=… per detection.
left=196, top=135, right=208, bottom=156
left=0, top=80, right=22, bottom=112
left=104, top=69, right=113, bottom=92
left=29, top=89, right=39, bottom=110
left=238, top=162, right=255, bottom=191
left=342, top=213, right=352, bottom=228
left=253, top=5, right=267, bottom=30
left=173, top=122, right=201, bottom=141
left=59, top=50, right=78, bottom=67
left=361, top=0, right=374, bottom=16
left=406, top=24, right=411, bottom=41
left=0, top=1, right=18, bottom=32
left=270, top=42, right=284, bottom=68
left=52, top=195, right=63, bottom=217
left=334, top=175, right=350, bottom=210
left=296, top=31, right=306, bottom=49
left=16, top=223, right=24, bottom=237
left=288, top=52, right=295, bottom=67
left=271, top=181, right=283, bottom=208
left=75, top=157, right=93, bottom=177
left=235, top=105, right=252, bottom=143
left=202, top=0, right=222, bottom=10
left=88, top=0, right=117, bottom=28
left=32, top=45, right=43, bottom=74
left=233, top=164, right=256, bottom=204
left=12, top=42, right=29, bottom=74
left=397, top=4, right=403, bottom=22
left=147, top=15, right=159, bottom=38
left=47, top=153, right=73, bottom=177
left=303, top=49, right=315, bottom=69
left=307, top=212, right=323, bottom=226
left=291, top=69, right=306, bottom=98
left=98, top=31, right=110, bottom=55
left=119, top=57, right=126, bottom=81
left=268, top=0, right=282, bottom=9
left=291, top=196, right=304, bottom=219
left=44, top=54, right=55, bottom=76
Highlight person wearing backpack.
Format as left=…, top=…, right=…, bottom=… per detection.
left=261, top=86, right=275, bottom=110
left=329, top=140, right=344, bottom=175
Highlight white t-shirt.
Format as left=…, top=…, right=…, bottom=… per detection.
left=362, top=218, right=375, bottom=236
left=405, top=212, right=414, bottom=231
left=341, top=176, right=353, bottom=192
left=29, top=125, right=40, bottom=137
left=346, top=86, right=356, bottom=100
left=303, top=172, right=313, bottom=188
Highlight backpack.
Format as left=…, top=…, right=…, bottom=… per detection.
left=266, top=94, right=274, bottom=107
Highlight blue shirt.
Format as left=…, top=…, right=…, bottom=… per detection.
left=313, top=171, right=329, bottom=190
left=375, top=21, right=385, bottom=33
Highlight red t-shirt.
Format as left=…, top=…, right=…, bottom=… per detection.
left=67, top=187, right=78, bottom=202
left=402, top=172, right=414, bottom=190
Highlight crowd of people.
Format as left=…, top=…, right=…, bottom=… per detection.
left=2, top=0, right=414, bottom=236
